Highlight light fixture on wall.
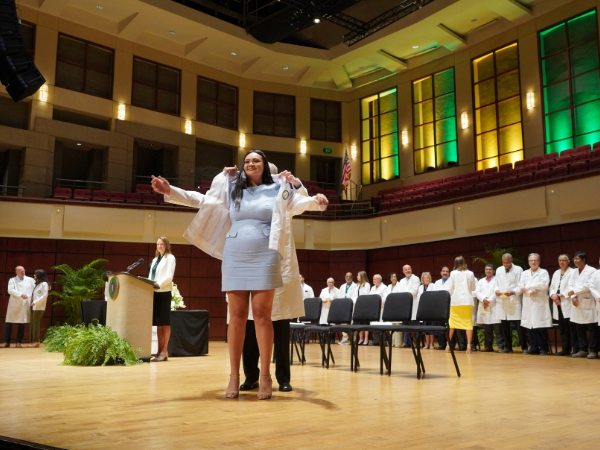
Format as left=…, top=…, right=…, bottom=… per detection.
left=184, top=120, right=192, bottom=135
left=117, top=104, right=126, bottom=120
left=239, top=133, right=246, bottom=148
left=401, top=130, right=408, bottom=146
left=39, top=84, right=48, bottom=102
left=300, top=140, right=307, bottom=154
left=351, top=144, right=357, bottom=159
left=527, top=92, right=535, bottom=109
left=461, top=112, right=469, bottom=129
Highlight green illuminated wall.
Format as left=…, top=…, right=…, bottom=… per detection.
left=472, top=43, right=524, bottom=170
left=361, top=88, right=399, bottom=185
left=540, top=10, right=600, bottom=154
left=412, top=68, right=458, bottom=174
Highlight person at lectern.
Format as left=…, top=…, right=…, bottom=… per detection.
left=151, top=149, right=328, bottom=400
left=149, top=236, right=176, bottom=362
left=3, top=266, right=35, bottom=348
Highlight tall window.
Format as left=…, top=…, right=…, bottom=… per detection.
left=361, top=88, right=398, bottom=185
left=197, top=77, right=238, bottom=130
left=20, top=22, right=35, bottom=57
left=56, top=35, right=114, bottom=99
left=132, top=58, right=180, bottom=116
left=413, top=68, right=457, bottom=174
left=472, top=43, right=523, bottom=170
left=253, top=92, right=295, bottom=137
left=311, top=99, right=341, bottom=142
left=540, top=10, right=600, bottom=154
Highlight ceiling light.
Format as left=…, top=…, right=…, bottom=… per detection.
left=313, top=17, right=321, bottom=24
left=413, top=45, right=419, bottom=49
left=231, top=52, right=237, bottom=56
left=169, top=31, right=176, bottom=35
left=77, top=143, right=82, bottom=146
left=283, top=66, right=289, bottom=70
left=96, top=5, right=103, bottom=9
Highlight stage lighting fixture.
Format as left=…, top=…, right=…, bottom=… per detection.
left=300, top=140, right=307, bottom=154
left=117, top=104, right=126, bottom=120
left=351, top=145, right=357, bottom=159
left=401, top=131, right=408, bottom=146
left=239, top=133, right=246, bottom=148
left=185, top=120, right=192, bottom=135
left=39, top=84, right=48, bottom=102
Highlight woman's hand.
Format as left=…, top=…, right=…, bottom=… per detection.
left=314, top=193, right=329, bottom=206
left=223, top=166, right=238, bottom=176
left=278, top=170, right=302, bottom=188
left=151, top=175, right=171, bottom=196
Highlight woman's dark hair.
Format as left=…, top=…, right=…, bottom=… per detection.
left=231, top=150, right=275, bottom=210
left=574, top=251, right=587, bottom=263
left=388, top=272, right=398, bottom=283
left=34, top=269, right=48, bottom=287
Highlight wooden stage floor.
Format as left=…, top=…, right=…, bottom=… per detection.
left=1, top=342, right=599, bottom=450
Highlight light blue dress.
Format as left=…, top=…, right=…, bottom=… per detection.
left=221, top=183, right=283, bottom=291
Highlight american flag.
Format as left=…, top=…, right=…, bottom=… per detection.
left=341, top=149, right=351, bottom=190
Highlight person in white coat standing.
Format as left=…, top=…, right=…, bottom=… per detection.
left=3, top=266, right=35, bottom=348
left=447, top=256, right=477, bottom=354
left=319, top=278, right=341, bottom=325
left=28, top=270, right=49, bottom=348
left=495, top=254, right=527, bottom=353
left=434, top=266, right=455, bottom=350
left=369, top=274, right=387, bottom=346
left=588, top=256, right=600, bottom=328
left=550, top=254, right=576, bottom=356
left=300, top=275, right=314, bottom=299
left=519, top=254, right=551, bottom=355
left=356, top=271, right=371, bottom=345
left=476, top=264, right=502, bottom=352
left=568, top=251, right=598, bottom=359
left=398, top=265, right=422, bottom=348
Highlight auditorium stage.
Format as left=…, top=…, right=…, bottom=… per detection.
left=0, top=342, right=598, bottom=450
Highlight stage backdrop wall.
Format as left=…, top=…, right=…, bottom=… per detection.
left=2, top=218, right=600, bottom=342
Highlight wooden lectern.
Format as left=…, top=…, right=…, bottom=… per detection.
left=105, top=272, right=159, bottom=361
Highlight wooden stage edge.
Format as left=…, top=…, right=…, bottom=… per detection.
left=0, top=342, right=599, bottom=450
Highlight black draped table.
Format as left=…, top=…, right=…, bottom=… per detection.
left=80, top=302, right=209, bottom=356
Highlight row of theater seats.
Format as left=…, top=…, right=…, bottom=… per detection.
left=53, top=186, right=167, bottom=205
left=302, top=180, right=342, bottom=216
left=376, top=144, right=600, bottom=212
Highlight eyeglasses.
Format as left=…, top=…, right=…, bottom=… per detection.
left=558, top=259, right=569, bottom=262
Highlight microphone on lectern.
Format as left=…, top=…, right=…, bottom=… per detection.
left=126, top=258, right=144, bottom=272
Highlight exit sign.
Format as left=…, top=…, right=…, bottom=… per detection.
left=323, top=148, right=332, bottom=154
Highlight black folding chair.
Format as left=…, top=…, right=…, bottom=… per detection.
left=329, top=294, right=382, bottom=371
left=290, top=297, right=322, bottom=365
left=304, top=298, right=354, bottom=369
left=399, top=290, right=461, bottom=379
left=359, top=293, right=415, bottom=376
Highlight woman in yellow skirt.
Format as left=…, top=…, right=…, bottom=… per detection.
left=446, top=256, right=477, bottom=354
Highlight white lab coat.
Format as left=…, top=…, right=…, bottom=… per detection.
left=549, top=267, right=575, bottom=320
left=398, top=275, right=421, bottom=320
left=495, top=264, right=524, bottom=321
left=416, top=283, right=438, bottom=320
left=6, top=276, right=35, bottom=323
left=450, top=270, right=476, bottom=307
left=357, top=282, right=371, bottom=297
left=434, top=277, right=454, bottom=295
left=475, top=277, right=500, bottom=325
left=319, top=287, right=341, bottom=324
left=383, top=282, right=402, bottom=300
left=166, top=173, right=325, bottom=321
left=519, top=268, right=551, bottom=329
left=568, top=265, right=598, bottom=325
left=339, top=282, right=358, bottom=301
left=301, top=283, right=315, bottom=299
left=31, top=282, right=49, bottom=311
left=369, top=283, right=387, bottom=320
left=149, top=253, right=176, bottom=292
left=587, top=269, right=600, bottom=325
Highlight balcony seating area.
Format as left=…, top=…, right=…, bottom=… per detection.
left=374, top=144, right=600, bottom=213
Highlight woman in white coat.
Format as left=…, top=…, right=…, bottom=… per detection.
left=447, top=256, right=477, bottom=354
left=519, top=253, right=551, bottom=355
left=149, top=237, right=176, bottom=362
left=568, top=251, right=598, bottom=358
left=417, top=272, right=437, bottom=349
left=550, top=254, right=576, bottom=356
left=319, top=278, right=341, bottom=325
left=153, top=151, right=327, bottom=399
left=475, top=264, right=501, bottom=352
left=356, top=271, right=371, bottom=345
left=28, top=270, right=49, bottom=348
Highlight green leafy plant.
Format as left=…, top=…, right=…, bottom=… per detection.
left=472, top=245, right=525, bottom=276
left=477, top=328, right=521, bottom=348
left=50, top=258, right=107, bottom=326
left=42, top=323, right=142, bottom=366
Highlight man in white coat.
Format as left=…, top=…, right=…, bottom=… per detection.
left=519, top=254, right=551, bottom=356
left=495, top=254, right=527, bottom=353
left=300, top=275, right=315, bottom=300
left=550, top=254, right=576, bottom=356
left=319, top=278, right=341, bottom=325
left=476, top=264, right=502, bottom=352
left=338, top=272, right=358, bottom=345
left=588, top=256, right=600, bottom=328
left=369, top=274, right=387, bottom=346
left=398, top=265, right=421, bottom=348
left=3, top=266, right=35, bottom=348
left=568, top=251, right=598, bottom=359
left=435, top=266, right=455, bottom=350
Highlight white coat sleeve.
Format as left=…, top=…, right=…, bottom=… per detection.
left=7, top=278, right=19, bottom=297
left=165, top=185, right=206, bottom=208
left=587, top=271, right=600, bottom=300
left=489, top=279, right=499, bottom=304
left=32, top=283, right=48, bottom=307
left=155, top=256, right=176, bottom=290
left=574, top=271, right=592, bottom=296
left=308, top=286, right=315, bottom=298
left=468, top=272, right=477, bottom=293
left=475, top=279, right=487, bottom=302
left=410, top=277, right=420, bottom=297
left=549, top=271, right=559, bottom=297
left=530, top=270, right=550, bottom=292
left=518, top=271, right=527, bottom=291
left=287, top=191, right=327, bottom=214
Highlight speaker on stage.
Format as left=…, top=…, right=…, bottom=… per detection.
left=0, top=0, right=45, bottom=102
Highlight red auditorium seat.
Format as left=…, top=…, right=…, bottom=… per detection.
left=487, top=180, right=501, bottom=192
left=520, top=163, right=539, bottom=174
left=573, top=150, right=591, bottom=162
left=157, top=195, right=165, bottom=205
left=492, top=170, right=508, bottom=180
left=443, top=176, right=457, bottom=183
left=545, top=152, right=559, bottom=160
left=457, top=173, right=471, bottom=180
left=142, top=193, right=158, bottom=204
left=484, top=167, right=498, bottom=174
left=591, top=148, right=600, bottom=159
left=569, top=161, right=589, bottom=175
left=590, top=158, right=600, bottom=171
left=126, top=193, right=142, bottom=203
left=550, top=166, right=568, bottom=178
left=556, top=155, right=573, bottom=166
left=561, top=148, right=574, bottom=156
left=394, top=192, right=405, bottom=199
left=109, top=191, right=125, bottom=202
left=383, top=194, right=395, bottom=202
left=325, top=189, right=337, bottom=196
left=73, top=189, right=91, bottom=200
left=442, top=190, right=457, bottom=201
left=92, top=190, right=108, bottom=201
left=539, top=160, right=557, bottom=170
left=514, top=159, right=528, bottom=168
left=380, top=202, right=391, bottom=211
left=533, top=169, right=550, bottom=182
left=499, top=163, right=513, bottom=171
left=479, top=174, right=493, bottom=184
left=516, top=173, right=533, bottom=186
left=328, top=196, right=340, bottom=204
left=430, top=178, right=443, bottom=185
left=468, top=170, right=484, bottom=178
left=530, top=155, right=544, bottom=164
left=507, top=167, right=522, bottom=177
left=54, top=187, right=72, bottom=199
left=576, top=144, right=592, bottom=153
left=199, top=180, right=212, bottom=188
left=459, top=186, right=474, bottom=196
left=501, top=177, right=517, bottom=189
left=135, top=184, right=152, bottom=194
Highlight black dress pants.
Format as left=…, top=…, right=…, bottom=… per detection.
left=242, top=319, right=290, bottom=385
left=576, top=322, right=598, bottom=353
left=438, top=329, right=467, bottom=350
left=482, top=324, right=505, bottom=348
left=557, top=305, right=575, bottom=354
left=4, top=323, right=25, bottom=344
left=501, top=319, right=528, bottom=351
left=527, top=328, right=549, bottom=353
left=568, top=320, right=580, bottom=354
